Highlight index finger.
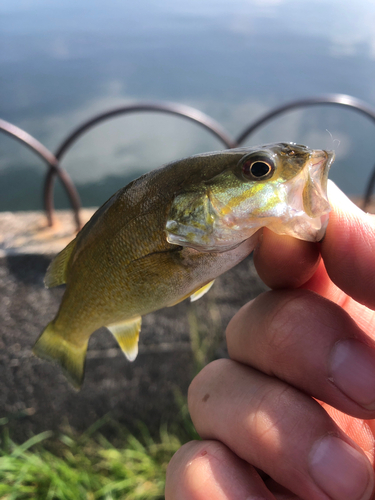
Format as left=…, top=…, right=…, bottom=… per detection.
left=253, top=227, right=321, bottom=289
left=254, top=182, right=375, bottom=309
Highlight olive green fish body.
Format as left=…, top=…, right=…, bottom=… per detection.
left=34, top=143, right=334, bottom=388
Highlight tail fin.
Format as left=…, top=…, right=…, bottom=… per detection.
left=33, top=322, right=87, bottom=390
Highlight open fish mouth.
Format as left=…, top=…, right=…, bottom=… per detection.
left=280, top=148, right=335, bottom=242
left=303, top=149, right=335, bottom=218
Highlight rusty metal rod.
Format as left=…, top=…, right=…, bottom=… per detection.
left=0, top=118, right=82, bottom=229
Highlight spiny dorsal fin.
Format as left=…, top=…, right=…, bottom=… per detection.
left=107, top=317, right=142, bottom=362
left=190, top=280, right=215, bottom=302
left=33, top=321, right=87, bottom=390
left=44, top=238, right=76, bottom=288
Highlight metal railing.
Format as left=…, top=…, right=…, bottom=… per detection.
left=2, top=93, right=375, bottom=231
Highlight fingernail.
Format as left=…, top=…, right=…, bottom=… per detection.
left=309, top=435, right=374, bottom=500
left=330, top=339, right=375, bottom=409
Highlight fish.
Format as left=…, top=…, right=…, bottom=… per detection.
left=33, top=142, right=334, bottom=389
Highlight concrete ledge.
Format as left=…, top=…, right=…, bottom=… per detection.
left=0, top=210, right=268, bottom=441
left=0, top=209, right=95, bottom=257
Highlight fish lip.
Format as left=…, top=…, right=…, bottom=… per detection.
left=323, top=149, right=335, bottom=173
left=310, top=149, right=335, bottom=189
left=310, top=149, right=335, bottom=171
left=302, top=149, right=334, bottom=220
left=281, top=148, right=335, bottom=242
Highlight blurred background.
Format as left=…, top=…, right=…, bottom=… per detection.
left=1, top=2, right=375, bottom=496
left=1, top=0, right=375, bottom=212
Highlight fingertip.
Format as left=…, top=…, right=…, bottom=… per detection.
left=165, top=440, right=273, bottom=500
left=253, top=228, right=320, bottom=289
left=165, top=441, right=203, bottom=500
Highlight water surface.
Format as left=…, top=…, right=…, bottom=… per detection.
left=1, top=0, right=375, bottom=210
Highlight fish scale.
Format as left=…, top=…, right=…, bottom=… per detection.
left=33, top=143, right=334, bottom=389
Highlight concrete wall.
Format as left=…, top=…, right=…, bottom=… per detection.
left=0, top=211, right=268, bottom=441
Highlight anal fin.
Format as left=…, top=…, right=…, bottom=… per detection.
left=107, top=317, right=142, bottom=362
left=190, top=279, right=215, bottom=302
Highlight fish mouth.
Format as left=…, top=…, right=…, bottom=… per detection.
left=283, top=148, right=335, bottom=242
left=311, top=149, right=335, bottom=182
left=302, top=149, right=334, bottom=219
left=311, top=148, right=335, bottom=169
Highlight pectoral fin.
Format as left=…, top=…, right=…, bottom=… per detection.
left=190, top=280, right=215, bottom=302
left=167, top=279, right=216, bottom=307
left=166, top=189, right=217, bottom=250
left=107, top=317, right=142, bottom=362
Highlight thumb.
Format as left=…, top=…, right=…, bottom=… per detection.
left=321, top=181, right=375, bottom=310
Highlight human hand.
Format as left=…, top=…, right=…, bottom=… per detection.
left=165, top=182, right=375, bottom=500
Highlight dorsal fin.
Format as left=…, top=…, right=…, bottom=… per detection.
left=44, top=238, right=76, bottom=288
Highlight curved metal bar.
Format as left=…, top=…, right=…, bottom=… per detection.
left=55, top=101, right=238, bottom=161
left=0, top=118, right=60, bottom=168
left=236, top=94, right=375, bottom=144
left=42, top=102, right=237, bottom=228
left=43, top=166, right=82, bottom=230
left=363, top=162, right=375, bottom=210
left=236, top=94, right=375, bottom=209
left=0, top=118, right=82, bottom=229
left=4, top=95, right=375, bottom=226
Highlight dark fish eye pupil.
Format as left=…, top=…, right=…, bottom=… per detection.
left=250, top=161, right=270, bottom=177
left=241, top=157, right=274, bottom=180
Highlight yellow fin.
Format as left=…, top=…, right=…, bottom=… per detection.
left=44, top=239, right=76, bottom=288
left=33, top=322, right=87, bottom=390
left=190, top=280, right=215, bottom=302
left=167, top=280, right=216, bottom=307
left=107, top=317, right=142, bottom=362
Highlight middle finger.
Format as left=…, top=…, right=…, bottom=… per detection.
left=226, top=289, right=375, bottom=418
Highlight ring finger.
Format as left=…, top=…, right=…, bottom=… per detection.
left=226, top=288, right=375, bottom=419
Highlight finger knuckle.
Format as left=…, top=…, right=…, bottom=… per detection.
left=188, top=358, right=232, bottom=406
left=265, top=291, right=315, bottom=359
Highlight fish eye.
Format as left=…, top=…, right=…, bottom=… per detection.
left=241, top=156, right=274, bottom=181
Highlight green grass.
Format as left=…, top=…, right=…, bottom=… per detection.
left=0, top=406, right=199, bottom=500
left=0, top=302, right=220, bottom=499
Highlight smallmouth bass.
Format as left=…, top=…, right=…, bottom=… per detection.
left=33, top=143, right=334, bottom=388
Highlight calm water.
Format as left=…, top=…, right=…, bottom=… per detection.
left=1, top=0, right=375, bottom=210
